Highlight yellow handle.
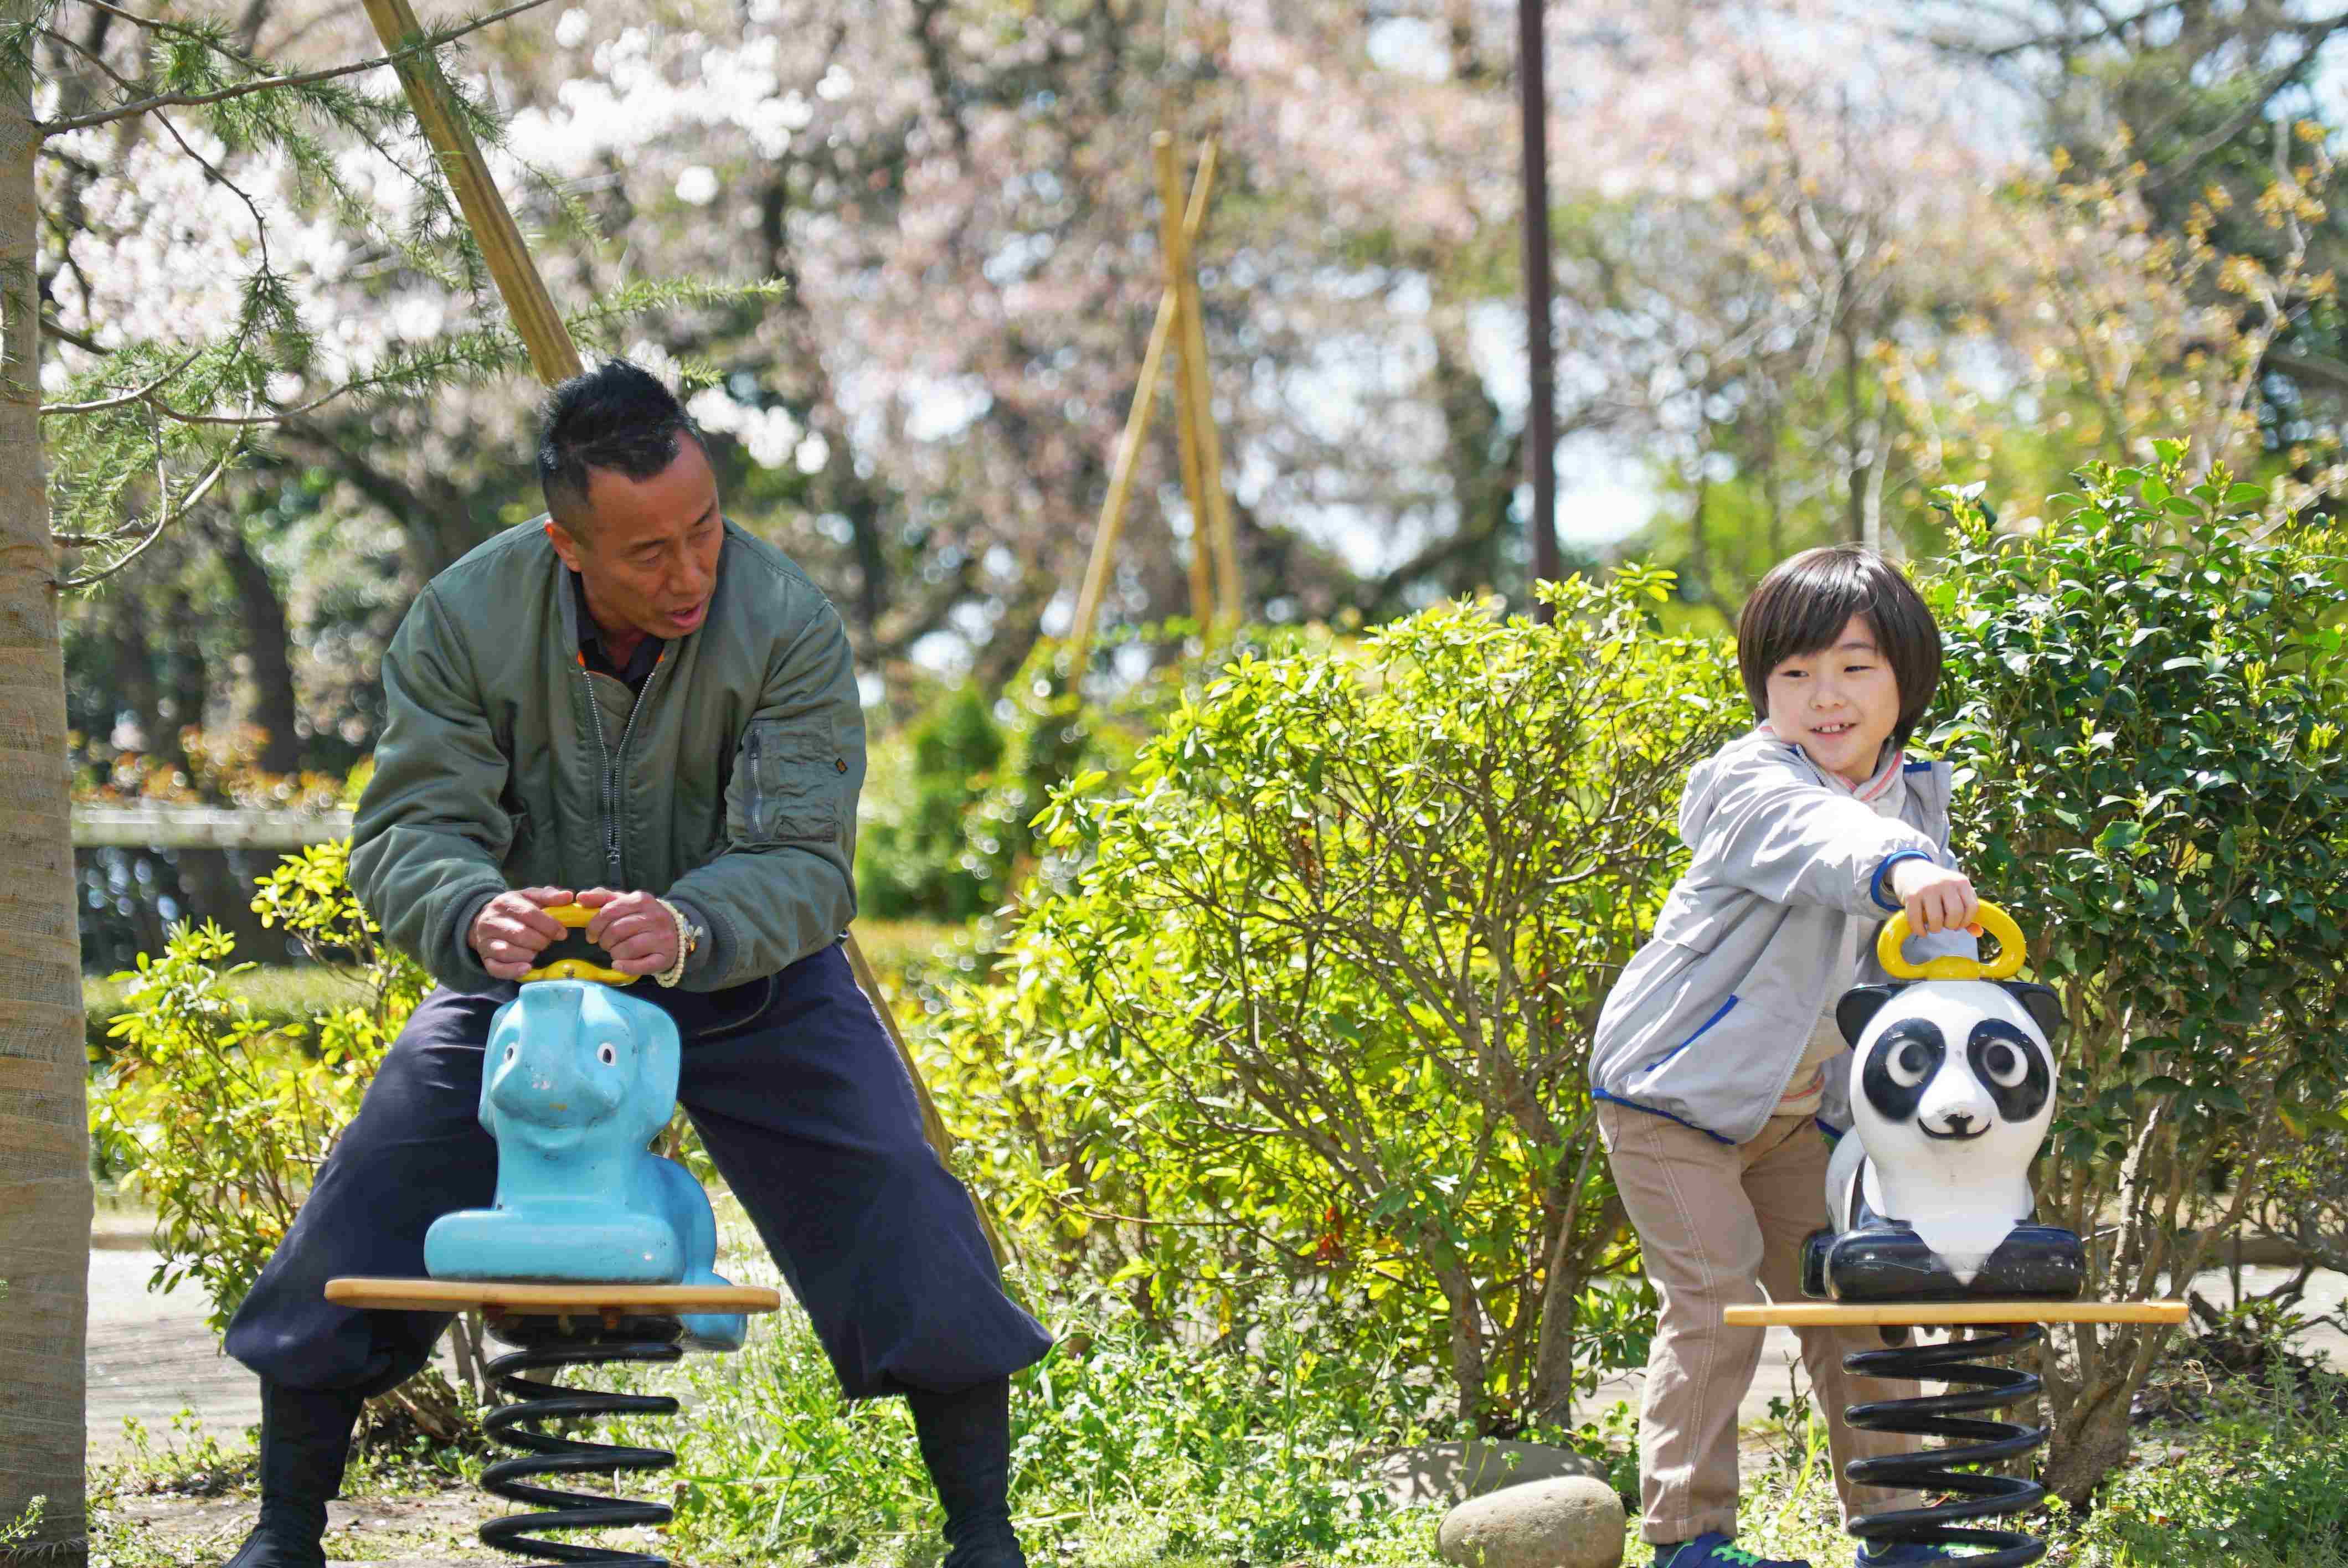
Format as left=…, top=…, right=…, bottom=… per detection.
left=518, top=901, right=637, bottom=985
left=1877, top=900, right=2026, bottom=982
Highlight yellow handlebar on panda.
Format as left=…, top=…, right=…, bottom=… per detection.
left=1877, top=900, right=2026, bottom=982
left=517, top=902, right=638, bottom=986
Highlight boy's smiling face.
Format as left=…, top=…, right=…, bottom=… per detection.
left=1764, top=613, right=1903, bottom=786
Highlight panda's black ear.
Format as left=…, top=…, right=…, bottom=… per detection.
left=1837, top=984, right=1904, bottom=1047
left=1997, top=980, right=2064, bottom=1043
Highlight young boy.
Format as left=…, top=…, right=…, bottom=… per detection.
left=1590, top=545, right=1981, bottom=1568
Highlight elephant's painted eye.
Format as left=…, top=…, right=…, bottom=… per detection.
left=1888, top=1040, right=1934, bottom=1089
left=597, top=1043, right=617, bottom=1066
left=502, top=1043, right=517, bottom=1064
left=1981, top=1041, right=2028, bottom=1087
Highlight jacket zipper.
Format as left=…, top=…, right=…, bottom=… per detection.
left=577, top=652, right=670, bottom=888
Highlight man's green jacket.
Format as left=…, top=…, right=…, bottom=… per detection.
left=349, top=517, right=863, bottom=993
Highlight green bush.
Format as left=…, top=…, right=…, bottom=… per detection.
left=90, top=841, right=424, bottom=1331
left=83, top=963, right=366, bottom=1066
left=2069, top=1356, right=2348, bottom=1567
left=921, top=571, right=1742, bottom=1432
left=1925, top=453, right=2348, bottom=1503
left=856, top=687, right=1019, bottom=922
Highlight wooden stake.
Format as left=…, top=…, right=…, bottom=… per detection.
left=359, top=0, right=1008, bottom=1268
left=1176, top=140, right=1239, bottom=632
left=1068, top=291, right=1175, bottom=666
left=1068, top=149, right=1218, bottom=664
left=1152, top=131, right=1215, bottom=628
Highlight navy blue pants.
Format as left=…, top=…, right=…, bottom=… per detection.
left=224, top=942, right=1051, bottom=1401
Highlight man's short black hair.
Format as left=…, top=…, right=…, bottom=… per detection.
left=537, top=357, right=707, bottom=532
left=1736, top=545, right=1943, bottom=744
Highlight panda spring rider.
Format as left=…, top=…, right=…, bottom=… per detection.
left=1803, top=918, right=2085, bottom=1304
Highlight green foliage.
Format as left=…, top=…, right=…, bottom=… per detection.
left=632, top=1277, right=1445, bottom=1567
left=0, top=1494, right=40, bottom=1555
left=1924, top=455, right=2348, bottom=1499
left=923, top=572, right=1743, bottom=1432
left=855, top=687, right=1017, bottom=921
left=81, top=963, right=364, bottom=1068
left=2070, top=1358, right=2348, bottom=1567
left=89, top=843, right=423, bottom=1333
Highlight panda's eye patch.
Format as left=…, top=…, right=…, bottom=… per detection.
left=1969, top=1018, right=2051, bottom=1122
left=1980, top=1041, right=2027, bottom=1087
left=596, top=1042, right=618, bottom=1066
left=1862, top=1019, right=1945, bottom=1122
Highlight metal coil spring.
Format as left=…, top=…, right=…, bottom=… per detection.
left=1841, top=1324, right=2049, bottom=1568
left=478, top=1318, right=684, bottom=1568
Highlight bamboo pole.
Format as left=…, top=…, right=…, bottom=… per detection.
left=359, top=0, right=1006, bottom=1268
left=1068, top=148, right=1218, bottom=664
left=1171, top=140, right=1238, bottom=632
left=1068, top=292, right=1175, bottom=666
left=1151, top=132, right=1216, bottom=628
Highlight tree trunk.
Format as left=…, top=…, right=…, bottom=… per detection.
left=1434, top=1261, right=1493, bottom=1432
left=1, top=22, right=95, bottom=1559
left=164, top=589, right=208, bottom=773
left=213, top=523, right=301, bottom=776
left=2040, top=1353, right=2138, bottom=1510
left=109, top=594, right=159, bottom=759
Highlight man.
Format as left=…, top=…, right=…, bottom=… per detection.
left=219, top=359, right=1052, bottom=1568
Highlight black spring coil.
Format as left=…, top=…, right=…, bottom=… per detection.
left=478, top=1318, right=684, bottom=1568
left=1841, top=1324, right=2050, bottom=1568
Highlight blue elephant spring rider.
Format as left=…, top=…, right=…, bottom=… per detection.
left=1729, top=904, right=2185, bottom=1568
left=329, top=905, right=779, bottom=1568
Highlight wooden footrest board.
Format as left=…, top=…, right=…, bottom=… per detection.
left=325, top=1276, right=781, bottom=1314
left=1724, top=1299, right=2186, bottom=1328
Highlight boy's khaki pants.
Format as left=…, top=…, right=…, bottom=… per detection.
left=1598, top=1102, right=1925, bottom=1545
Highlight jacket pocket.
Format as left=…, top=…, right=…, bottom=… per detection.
left=732, top=718, right=842, bottom=845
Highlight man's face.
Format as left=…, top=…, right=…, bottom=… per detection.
left=548, top=437, right=725, bottom=642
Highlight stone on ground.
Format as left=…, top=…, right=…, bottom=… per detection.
left=1435, top=1474, right=1625, bottom=1568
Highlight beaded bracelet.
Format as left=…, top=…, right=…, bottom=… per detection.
left=652, top=897, right=692, bottom=988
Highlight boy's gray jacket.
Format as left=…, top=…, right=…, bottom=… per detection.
left=348, top=518, right=863, bottom=994
left=1590, top=729, right=1976, bottom=1146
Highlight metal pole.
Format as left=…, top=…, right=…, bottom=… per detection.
left=1518, top=0, right=1561, bottom=618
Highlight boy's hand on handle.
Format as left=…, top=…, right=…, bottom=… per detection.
left=576, top=887, right=681, bottom=977
left=469, top=886, right=577, bottom=980
left=1888, top=859, right=1980, bottom=936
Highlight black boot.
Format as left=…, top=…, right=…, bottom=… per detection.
left=907, top=1377, right=1026, bottom=1568
left=221, top=1381, right=364, bottom=1568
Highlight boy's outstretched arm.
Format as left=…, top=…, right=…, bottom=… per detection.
left=1686, top=750, right=1953, bottom=918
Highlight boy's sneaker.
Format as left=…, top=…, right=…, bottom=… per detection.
left=1855, top=1545, right=1965, bottom=1565
left=1654, top=1534, right=1813, bottom=1568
